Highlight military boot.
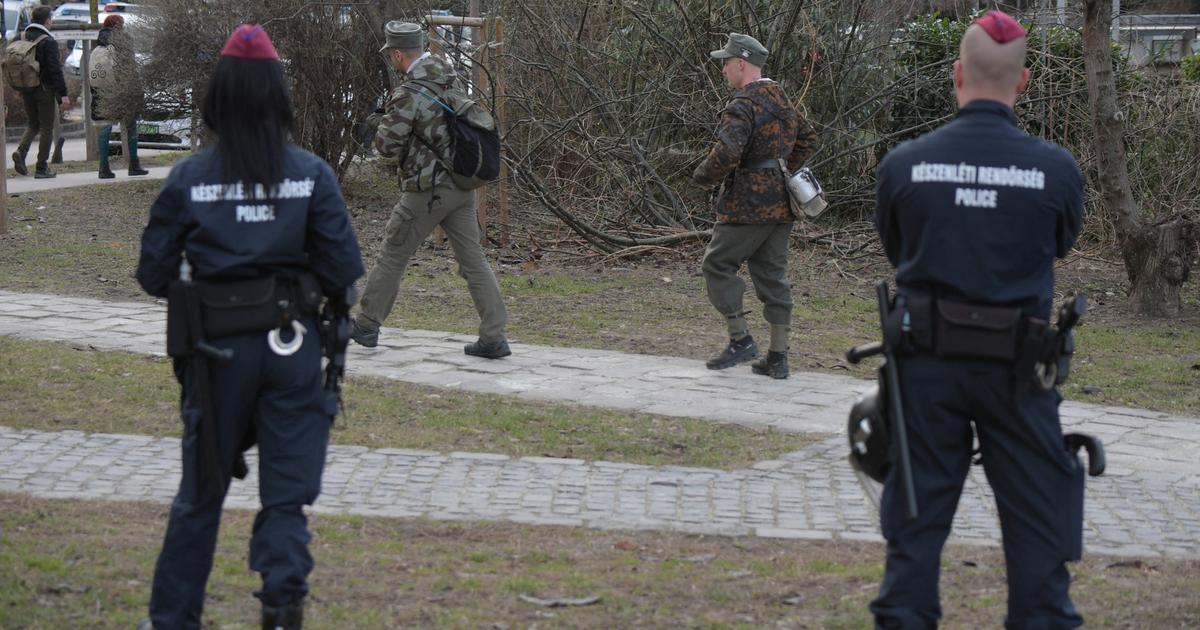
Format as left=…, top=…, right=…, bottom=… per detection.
left=751, top=351, right=789, bottom=379
left=349, top=319, right=378, bottom=348
left=51, top=137, right=65, bottom=164
left=34, top=165, right=56, bottom=179
left=129, top=159, right=150, bottom=176
left=262, top=601, right=303, bottom=630
left=706, top=335, right=758, bottom=370
left=99, top=164, right=116, bottom=179
left=12, top=151, right=27, bottom=176
left=464, top=338, right=511, bottom=359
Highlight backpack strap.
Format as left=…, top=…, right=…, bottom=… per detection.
left=397, top=79, right=455, bottom=187
left=401, top=79, right=456, bottom=116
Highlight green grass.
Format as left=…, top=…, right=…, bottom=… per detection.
left=0, top=336, right=820, bottom=469
left=1, top=179, right=1198, bottom=416
left=4, top=494, right=1197, bottom=629
left=1066, top=325, right=1200, bottom=413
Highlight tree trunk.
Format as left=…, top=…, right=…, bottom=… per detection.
left=1082, top=0, right=1196, bottom=317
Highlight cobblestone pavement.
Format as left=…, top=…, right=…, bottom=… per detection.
left=2, top=290, right=1198, bottom=558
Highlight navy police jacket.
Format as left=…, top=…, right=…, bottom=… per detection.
left=874, top=100, right=1084, bottom=320
left=137, top=145, right=364, bottom=299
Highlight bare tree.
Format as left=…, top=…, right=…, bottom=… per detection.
left=1082, top=0, right=1198, bottom=316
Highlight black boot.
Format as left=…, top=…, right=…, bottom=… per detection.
left=706, top=334, right=758, bottom=370
left=99, top=164, right=116, bottom=179
left=751, top=351, right=789, bottom=379
left=34, top=164, right=56, bottom=179
left=128, top=159, right=150, bottom=176
left=12, top=151, right=27, bottom=176
left=349, top=319, right=379, bottom=348
left=464, top=338, right=512, bottom=359
left=51, top=137, right=65, bottom=164
left=262, top=601, right=303, bottom=630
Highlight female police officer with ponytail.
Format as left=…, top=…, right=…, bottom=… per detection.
left=135, top=24, right=363, bottom=630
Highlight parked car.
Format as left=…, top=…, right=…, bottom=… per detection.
left=106, top=116, right=193, bottom=153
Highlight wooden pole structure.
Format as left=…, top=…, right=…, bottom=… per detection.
left=424, top=14, right=490, bottom=247
left=494, top=17, right=509, bottom=247
left=469, top=0, right=486, bottom=246
left=87, top=0, right=98, bottom=161
left=1, top=52, right=7, bottom=236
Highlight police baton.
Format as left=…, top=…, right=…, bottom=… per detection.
left=846, top=282, right=919, bottom=520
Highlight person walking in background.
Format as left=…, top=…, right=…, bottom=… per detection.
left=90, top=13, right=149, bottom=178
left=350, top=20, right=510, bottom=359
left=692, top=32, right=817, bottom=380
left=11, top=5, right=70, bottom=179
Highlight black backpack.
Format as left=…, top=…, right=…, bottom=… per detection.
left=403, top=79, right=500, bottom=190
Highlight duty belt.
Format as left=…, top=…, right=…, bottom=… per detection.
left=887, top=293, right=1086, bottom=392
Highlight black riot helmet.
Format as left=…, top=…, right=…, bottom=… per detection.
left=847, top=381, right=890, bottom=484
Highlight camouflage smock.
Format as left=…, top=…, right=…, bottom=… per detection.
left=373, top=53, right=459, bottom=192
left=692, top=79, right=818, bottom=224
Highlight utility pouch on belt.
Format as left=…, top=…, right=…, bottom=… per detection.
left=199, top=275, right=281, bottom=338
left=166, top=273, right=322, bottom=353
left=934, top=300, right=1022, bottom=360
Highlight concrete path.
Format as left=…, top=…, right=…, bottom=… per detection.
left=1, top=289, right=1198, bottom=558
left=6, top=166, right=173, bottom=194
left=5, top=137, right=176, bottom=193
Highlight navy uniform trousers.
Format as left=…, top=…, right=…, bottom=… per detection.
left=149, top=320, right=330, bottom=629
left=870, top=355, right=1085, bottom=630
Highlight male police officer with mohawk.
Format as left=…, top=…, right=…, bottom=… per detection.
left=870, top=11, right=1086, bottom=629
left=693, top=33, right=818, bottom=380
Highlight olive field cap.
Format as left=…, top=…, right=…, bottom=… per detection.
left=379, top=21, right=425, bottom=53
left=709, top=32, right=768, bottom=67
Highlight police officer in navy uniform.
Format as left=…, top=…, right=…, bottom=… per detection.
left=871, top=12, right=1085, bottom=629
left=135, top=25, right=363, bottom=630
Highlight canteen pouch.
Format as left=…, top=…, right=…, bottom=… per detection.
left=934, top=300, right=1021, bottom=360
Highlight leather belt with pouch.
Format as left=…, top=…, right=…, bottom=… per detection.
left=168, top=273, right=322, bottom=353
left=934, top=300, right=1022, bottom=361
left=895, top=295, right=1022, bottom=361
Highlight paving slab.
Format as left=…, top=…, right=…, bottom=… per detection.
left=1, top=289, right=1198, bottom=558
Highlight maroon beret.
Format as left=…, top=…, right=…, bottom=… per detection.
left=220, top=24, right=280, bottom=60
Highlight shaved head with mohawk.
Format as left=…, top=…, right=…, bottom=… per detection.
left=953, top=11, right=1031, bottom=109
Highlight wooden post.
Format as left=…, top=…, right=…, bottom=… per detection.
left=83, top=42, right=97, bottom=161
left=86, top=0, right=99, bottom=161
left=1, top=51, right=7, bottom=235
left=423, top=14, right=489, bottom=247
left=469, top=0, right=486, bottom=246
left=495, top=17, right=509, bottom=247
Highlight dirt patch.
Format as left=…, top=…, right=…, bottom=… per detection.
left=1, top=494, right=1196, bottom=629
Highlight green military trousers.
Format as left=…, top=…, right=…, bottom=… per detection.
left=357, top=183, right=508, bottom=343
left=702, top=222, right=793, bottom=327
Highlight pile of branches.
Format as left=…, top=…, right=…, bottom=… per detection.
left=491, top=0, right=1198, bottom=256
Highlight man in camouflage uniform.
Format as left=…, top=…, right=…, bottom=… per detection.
left=352, top=21, right=510, bottom=358
left=693, top=33, right=818, bottom=379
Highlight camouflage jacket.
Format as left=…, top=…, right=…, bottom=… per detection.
left=692, top=79, right=818, bottom=224
left=373, top=53, right=459, bottom=192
